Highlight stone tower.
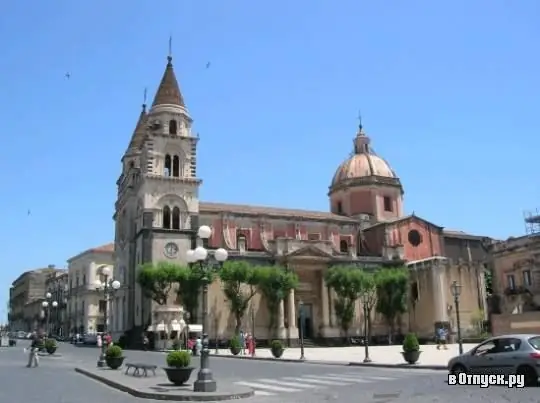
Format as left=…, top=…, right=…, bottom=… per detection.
left=328, top=123, right=404, bottom=223
left=114, top=56, right=201, bottom=335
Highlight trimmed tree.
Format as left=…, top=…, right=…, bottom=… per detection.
left=375, top=267, right=409, bottom=343
left=175, top=265, right=215, bottom=322
left=325, top=265, right=366, bottom=338
left=137, top=261, right=180, bottom=305
left=219, top=261, right=261, bottom=333
left=257, top=266, right=299, bottom=337
left=359, top=270, right=377, bottom=341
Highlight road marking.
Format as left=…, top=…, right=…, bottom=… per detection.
left=284, top=376, right=351, bottom=386
left=255, top=379, right=318, bottom=389
left=324, top=374, right=372, bottom=383
left=253, top=390, right=276, bottom=396
left=235, top=381, right=302, bottom=393
left=365, top=376, right=396, bottom=381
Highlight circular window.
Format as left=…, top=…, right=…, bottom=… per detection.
left=408, top=230, right=422, bottom=247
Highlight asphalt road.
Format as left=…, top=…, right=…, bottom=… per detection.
left=3, top=341, right=540, bottom=402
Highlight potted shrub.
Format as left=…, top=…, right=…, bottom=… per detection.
left=44, top=338, right=57, bottom=355
left=229, top=335, right=242, bottom=356
left=401, top=333, right=421, bottom=364
left=270, top=340, right=284, bottom=358
left=164, top=350, right=194, bottom=385
left=105, top=345, right=125, bottom=369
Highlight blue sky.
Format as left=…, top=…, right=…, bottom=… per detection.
left=1, top=0, right=539, bottom=316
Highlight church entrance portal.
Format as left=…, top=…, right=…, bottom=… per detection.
left=298, top=303, right=313, bottom=339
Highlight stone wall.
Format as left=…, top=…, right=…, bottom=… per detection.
left=492, top=311, right=540, bottom=335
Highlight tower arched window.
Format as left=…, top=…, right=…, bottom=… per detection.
left=163, top=206, right=171, bottom=229
left=172, top=207, right=180, bottom=230
left=339, top=240, right=349, bottom=253
left=164, top=154, right=172, bottom=176
left=169, top=119, right=178, bottom=135
left=172, top=155, right=180, bottom=177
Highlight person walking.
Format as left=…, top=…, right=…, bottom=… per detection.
left=436, top=326, right=448, bottom=350
left=26, top=330, right=41, bottom=368
left=239, top=330, right=245, bottom=355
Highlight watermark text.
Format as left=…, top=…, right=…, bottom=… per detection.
left=448, top=373, right=525, bottom=388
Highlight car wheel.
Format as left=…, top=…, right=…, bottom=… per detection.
left=516, top=365, right=538, bottom=387
left=451, top=364, right=467, bottom=375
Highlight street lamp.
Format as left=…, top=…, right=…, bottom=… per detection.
left=183, top=311, right=191, bottom=351
left=186, top=225, right=228, bottom=393
left=42, top=293, right=58, bottom=336
left=359, top=295, right=372, bottom=363
left=94, top=265, right=121, bottom=367
left=298, top=300, right=305, bottom=360
left=450, top=280, right=463, bottom=355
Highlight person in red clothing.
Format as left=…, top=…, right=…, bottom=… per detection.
left=246, top=333, right=255, bottom=356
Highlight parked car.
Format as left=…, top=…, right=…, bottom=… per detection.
left=448, top=334, right=540, bottom=386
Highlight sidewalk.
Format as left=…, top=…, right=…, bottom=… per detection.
left=212, top=343, right=476, bottom=369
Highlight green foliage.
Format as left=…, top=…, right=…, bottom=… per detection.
left=106, top=345, right=123, bottom=358
left=270, top=339, right=284, bottom=350
left=44, top=338, right=57, bottom=350
left=166, top=350, right=191, bottom=368
left=229, top=335, right=242, bottom=348
left=172, top=339, right=181, bottom=350
left=137, top=261, right=181, bottom=305
left=219, top=261, right=261, bottom=332
left=175, top=265, right=214, bottom=320
left=257, top=266, right=298, bottom=335
left=325, top=266, right=367, bottom=335
left=402, top=333, right=419, bottom=352
left=484, top=269, right=493, bottom=295
left=375, top=267, right=409, bottom=335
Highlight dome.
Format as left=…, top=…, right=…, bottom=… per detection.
left=330, top=125, right=399, bottom=190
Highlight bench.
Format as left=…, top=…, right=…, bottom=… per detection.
left=124, top=363, right=157, bottom=377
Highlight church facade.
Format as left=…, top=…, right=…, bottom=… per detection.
left=112, top=55, right=489, bottom=343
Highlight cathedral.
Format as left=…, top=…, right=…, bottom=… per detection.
left=112, top=55, right=489, bottom=344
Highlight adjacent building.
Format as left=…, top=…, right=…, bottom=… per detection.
left=110, top=54, right=489, bottom=344
left=44, top=270, right=69, bottom=336
left=8, top=265, right=63, bottom=332
left=491, top=210, right=540, bottom=334
left=66, top=243, right=115, bottom=335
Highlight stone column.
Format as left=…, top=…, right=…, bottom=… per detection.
left=277, top=300, right=286, bottom=338
left=287, top=289, right=298, bottom=339
left=431, top=260, right=448, bottom=324
left=320, top=275, right=329, bottom=331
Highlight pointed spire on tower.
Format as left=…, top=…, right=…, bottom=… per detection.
left=125, top=90, right=149, bottom=155
left=151, top=37, right=186, bottom=108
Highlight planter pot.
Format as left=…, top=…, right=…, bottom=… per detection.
left=271, top=348, right=284, bottom=358
left=164, top=367, right=194, bottom=386
left=402, top=350, right=421, bottom=364
left=106, top=356, right=125, bottom=370
left=230, top=347, right=241, bottom=356
left=46, top=347, right=57, bottom=355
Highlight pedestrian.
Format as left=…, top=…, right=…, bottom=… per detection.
left=239, top=330, right=245, bottom=355
left=26, top=329, right=41, bottom=368
left=246, top=333, right=255, bottom=356
left=142, top=334, right=149, bottom=351
left=97, top=334, right=102, bottom=348
left=195, top=336, right=202, bottom=356
left=436, top=326, right=448, bottom=350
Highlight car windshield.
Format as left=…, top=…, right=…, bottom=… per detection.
left=528, top=336, right=540, bottom=350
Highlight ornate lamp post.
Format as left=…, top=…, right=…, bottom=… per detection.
left=183, top=311, right=191, bottom=351
left=94, top=266, right=121, bottom=367
left=298, top=300, right=305, bottom=360
left=186, top=225, right=228, bottom=393
left=42, top=292, right=58, bottom=336
left=450, top=280, right=463, bottom=355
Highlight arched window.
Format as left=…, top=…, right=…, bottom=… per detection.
left=172, top=155, right=180, bottom=177
left=172, top=207, right=180, bottom=230
left=164, top=154, right=172, bottom=176
left=163, top=206, right=171, bottom=229
left=129, top=161, right=135, bottom=169
left=339, top=240, right=349, bottom=253
left=169, top=120, right=178, bottom=135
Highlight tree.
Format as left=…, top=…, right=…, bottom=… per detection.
left=359, top=271, right=377, bottom=340
left=325, top=265, right=365, bottom=338
left=375, top=267, right=409, bottom=343
left=137, top=261, right=180, bottom=305
left=174, top=265, right=216, bottom=322
left=257, top=266, right=299, bottom=336
left=219, top=261, right=261, bottom=333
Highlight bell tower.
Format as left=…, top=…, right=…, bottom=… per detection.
left=113, top=53, right=202, bottom=337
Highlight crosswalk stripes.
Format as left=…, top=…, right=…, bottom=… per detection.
left=234, top=371, right=417, bottom=396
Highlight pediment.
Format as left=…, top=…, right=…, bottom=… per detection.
left=285, top=245, right=334, bottom=260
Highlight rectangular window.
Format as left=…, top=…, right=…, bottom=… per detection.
left=308, top=233, right=321, bottom=241
left=383, top=196, right=393, bottom=212
left=336, top=201, right=343, bottom=214
left=99, top=300, right=107, bottom=313
left=507, top=274, right=516, bottom=289
left=523, top=270, right=532, bottom=286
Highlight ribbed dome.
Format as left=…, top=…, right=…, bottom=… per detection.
left=330, top=125, right=399, bottom=189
